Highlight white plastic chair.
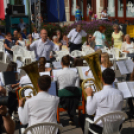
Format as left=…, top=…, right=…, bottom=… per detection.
left=23, top=122, right=63, bottom=134
left=84, top=111, right=127, bottom=134
left=55, top=51, right=69, bottom=62
left=70, top=50, right=82, bottom=58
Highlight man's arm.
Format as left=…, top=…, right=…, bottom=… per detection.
left=85, top=87, right=97, bottom=115
left=2, top=115, right=15, bottom=134
left=18, top=98, right=29, bottom=125
left=26, top=40, right=36, bottom=50
left=82, top=30, right=87, bottom=37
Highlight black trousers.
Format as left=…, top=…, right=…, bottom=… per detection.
left=70, top=43, right=82, bottom=53
left=127, top=53, right=134, bottom=61
left=128, top=98, right=134, bottom=114
left=79, top=114, right=102, bottom=134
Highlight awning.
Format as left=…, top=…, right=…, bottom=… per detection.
left=0, top=0, right=5, bottom=20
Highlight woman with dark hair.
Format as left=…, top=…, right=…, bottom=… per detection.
left=56, top=30, right=63, bottom=42
left=93, top=26, right=109, bottom=50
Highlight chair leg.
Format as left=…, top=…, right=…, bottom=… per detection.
left=79, top=110, right=81, bottom=116
left=57, top=108, right=60, bottom=123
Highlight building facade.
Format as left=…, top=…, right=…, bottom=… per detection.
left=65, top=0, right=134, bottom=23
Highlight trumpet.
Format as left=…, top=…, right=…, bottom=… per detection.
left=19, top=62, right=40, bottom=99
left=82, top=51, right=102, bottom=100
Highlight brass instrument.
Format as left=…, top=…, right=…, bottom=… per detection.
left=19, top=62, right=40, bottom=99
left=82, top=51, right=102, bottom=100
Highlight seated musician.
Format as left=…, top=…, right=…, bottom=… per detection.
left=20, top=57, right=51, bottom=86
left=121, top=34, right=134, bottom=61
left=79, top=68, right=124, bottom=134
left=85, top=52, right=113, bottom=78
left=54, top=55, right=79, bottom=90
left=127, top=68, right=134, bottom=118
left=18, top=75, right=59, bottom=127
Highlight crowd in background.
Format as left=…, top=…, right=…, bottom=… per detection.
left=1, top=15, right=134, bottom=134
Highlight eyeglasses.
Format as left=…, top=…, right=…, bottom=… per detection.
left=89, top=37, right=92, bottom=38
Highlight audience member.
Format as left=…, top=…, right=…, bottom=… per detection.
left=112, top=24, right=124, bottom=49
left=32, top=27, right=40, bottom=40
left=93, top=26, right=109, bottom=50
left=21, top=29, right=29, bottom=39
left=56, top=30, right=63, bottom=42
left=12, top=30, right=18, bottom=44
left=16, top=34, right=26, bottom=47
left=26, top=29, right=56, bottom=61
left=54, top=55, right=79, bottom=90
left=121, top=34, right=134, bottom=60
left=101, top=8, right=109, bottom=21
left=79, top=68, right=123, bottom=134
left=0, top=87, right=15, bottom=134
left=26, top=34, right=34, bottom=46
left=61, top=34, right=69, bottom=51
left=83, top=34, right=95, bottom=49
left=52, top=36, right=62, bottom=51
left=75, top=5, right=82, bottom=22
left=18, top=19, right=26, bottom=32
left=18, top=75, right=59, bottom=127
left=88, top=8, right=93, bottom=21
left=67, top=24, right=87, bottom=52
left=4, top=33, right=14, bottom=56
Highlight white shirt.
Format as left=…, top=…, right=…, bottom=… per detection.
left=126, top=43, right=134, bottom=52
left=18, top=22, right=26, bottom=31
left=86, top=85, right=123, bottom=127
left=32, top=32, right=40, bottom=39
left=101, top=12, right=108, bottom=19
left=19, top=75, right=31, bottom=86
left=67, top=28, right=87, bottom=44
left=18, top=40, right=26, bottom=47
left=30, top=39, right=56, bottom=61
left=18, top=91, right=59, bottom=126
left=55, top=67, right=80, bottom=90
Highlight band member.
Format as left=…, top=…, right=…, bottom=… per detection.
left=79, top=68, right=124, bottom=134
left=18, top=75, right=59, bottom=127
left=54, top=55, right=79, bottom=90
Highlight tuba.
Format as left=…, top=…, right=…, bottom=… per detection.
left=82, top=51, right=102, bottom=100
left=19, top=62, right=40, bottom=99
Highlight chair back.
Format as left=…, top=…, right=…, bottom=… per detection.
left=94, top=111, right=127, bottom=134
left=0, top=42, right=4, bottom=51
left=24, top=122, right=63, bottom=134
left=71, top=50, right=82, bottom=58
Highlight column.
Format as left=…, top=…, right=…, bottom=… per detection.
left=64, top=0, right=70, bottom=21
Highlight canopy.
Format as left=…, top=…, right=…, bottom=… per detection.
left=46, top=0, right=66, bottom=22
left=0, top=0, right=5, bottom=20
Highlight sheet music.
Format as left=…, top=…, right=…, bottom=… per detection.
left=125, top=59, right=133, bottom=73
left=117, top=82, right=132, bottom=98
left=81, top=67, right=90, bottom=79
left=116, top=61, right=129, bottom=75
left=45, top=63, right=51, bottom=68
left=52, top=62, right=62, bottom=69
left=39, top=72, right=50, bottom=76
left=127, top=82, right=134, bottom=97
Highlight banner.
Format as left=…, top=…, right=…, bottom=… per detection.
left=0, top=0, right=5, bottom=20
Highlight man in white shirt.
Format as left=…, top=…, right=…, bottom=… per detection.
left=18, top=75, right=59, bottom=127
left=55, top=55, right=79, bottom=90
left=27, top=29, right=56, bottom=61
left=18, top=19, right=26, bottom=32
left=67, top=24, right=87, bottom=52
left=79, top=68, right=123, bottom=134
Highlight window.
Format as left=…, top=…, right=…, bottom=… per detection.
left=107, top=0, right=115, bottom=17
left=126, top=0, right=134, bottom=17
left=71, top=0, right=77, bottom=16
left=118, top=0, right=124, bottom=17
